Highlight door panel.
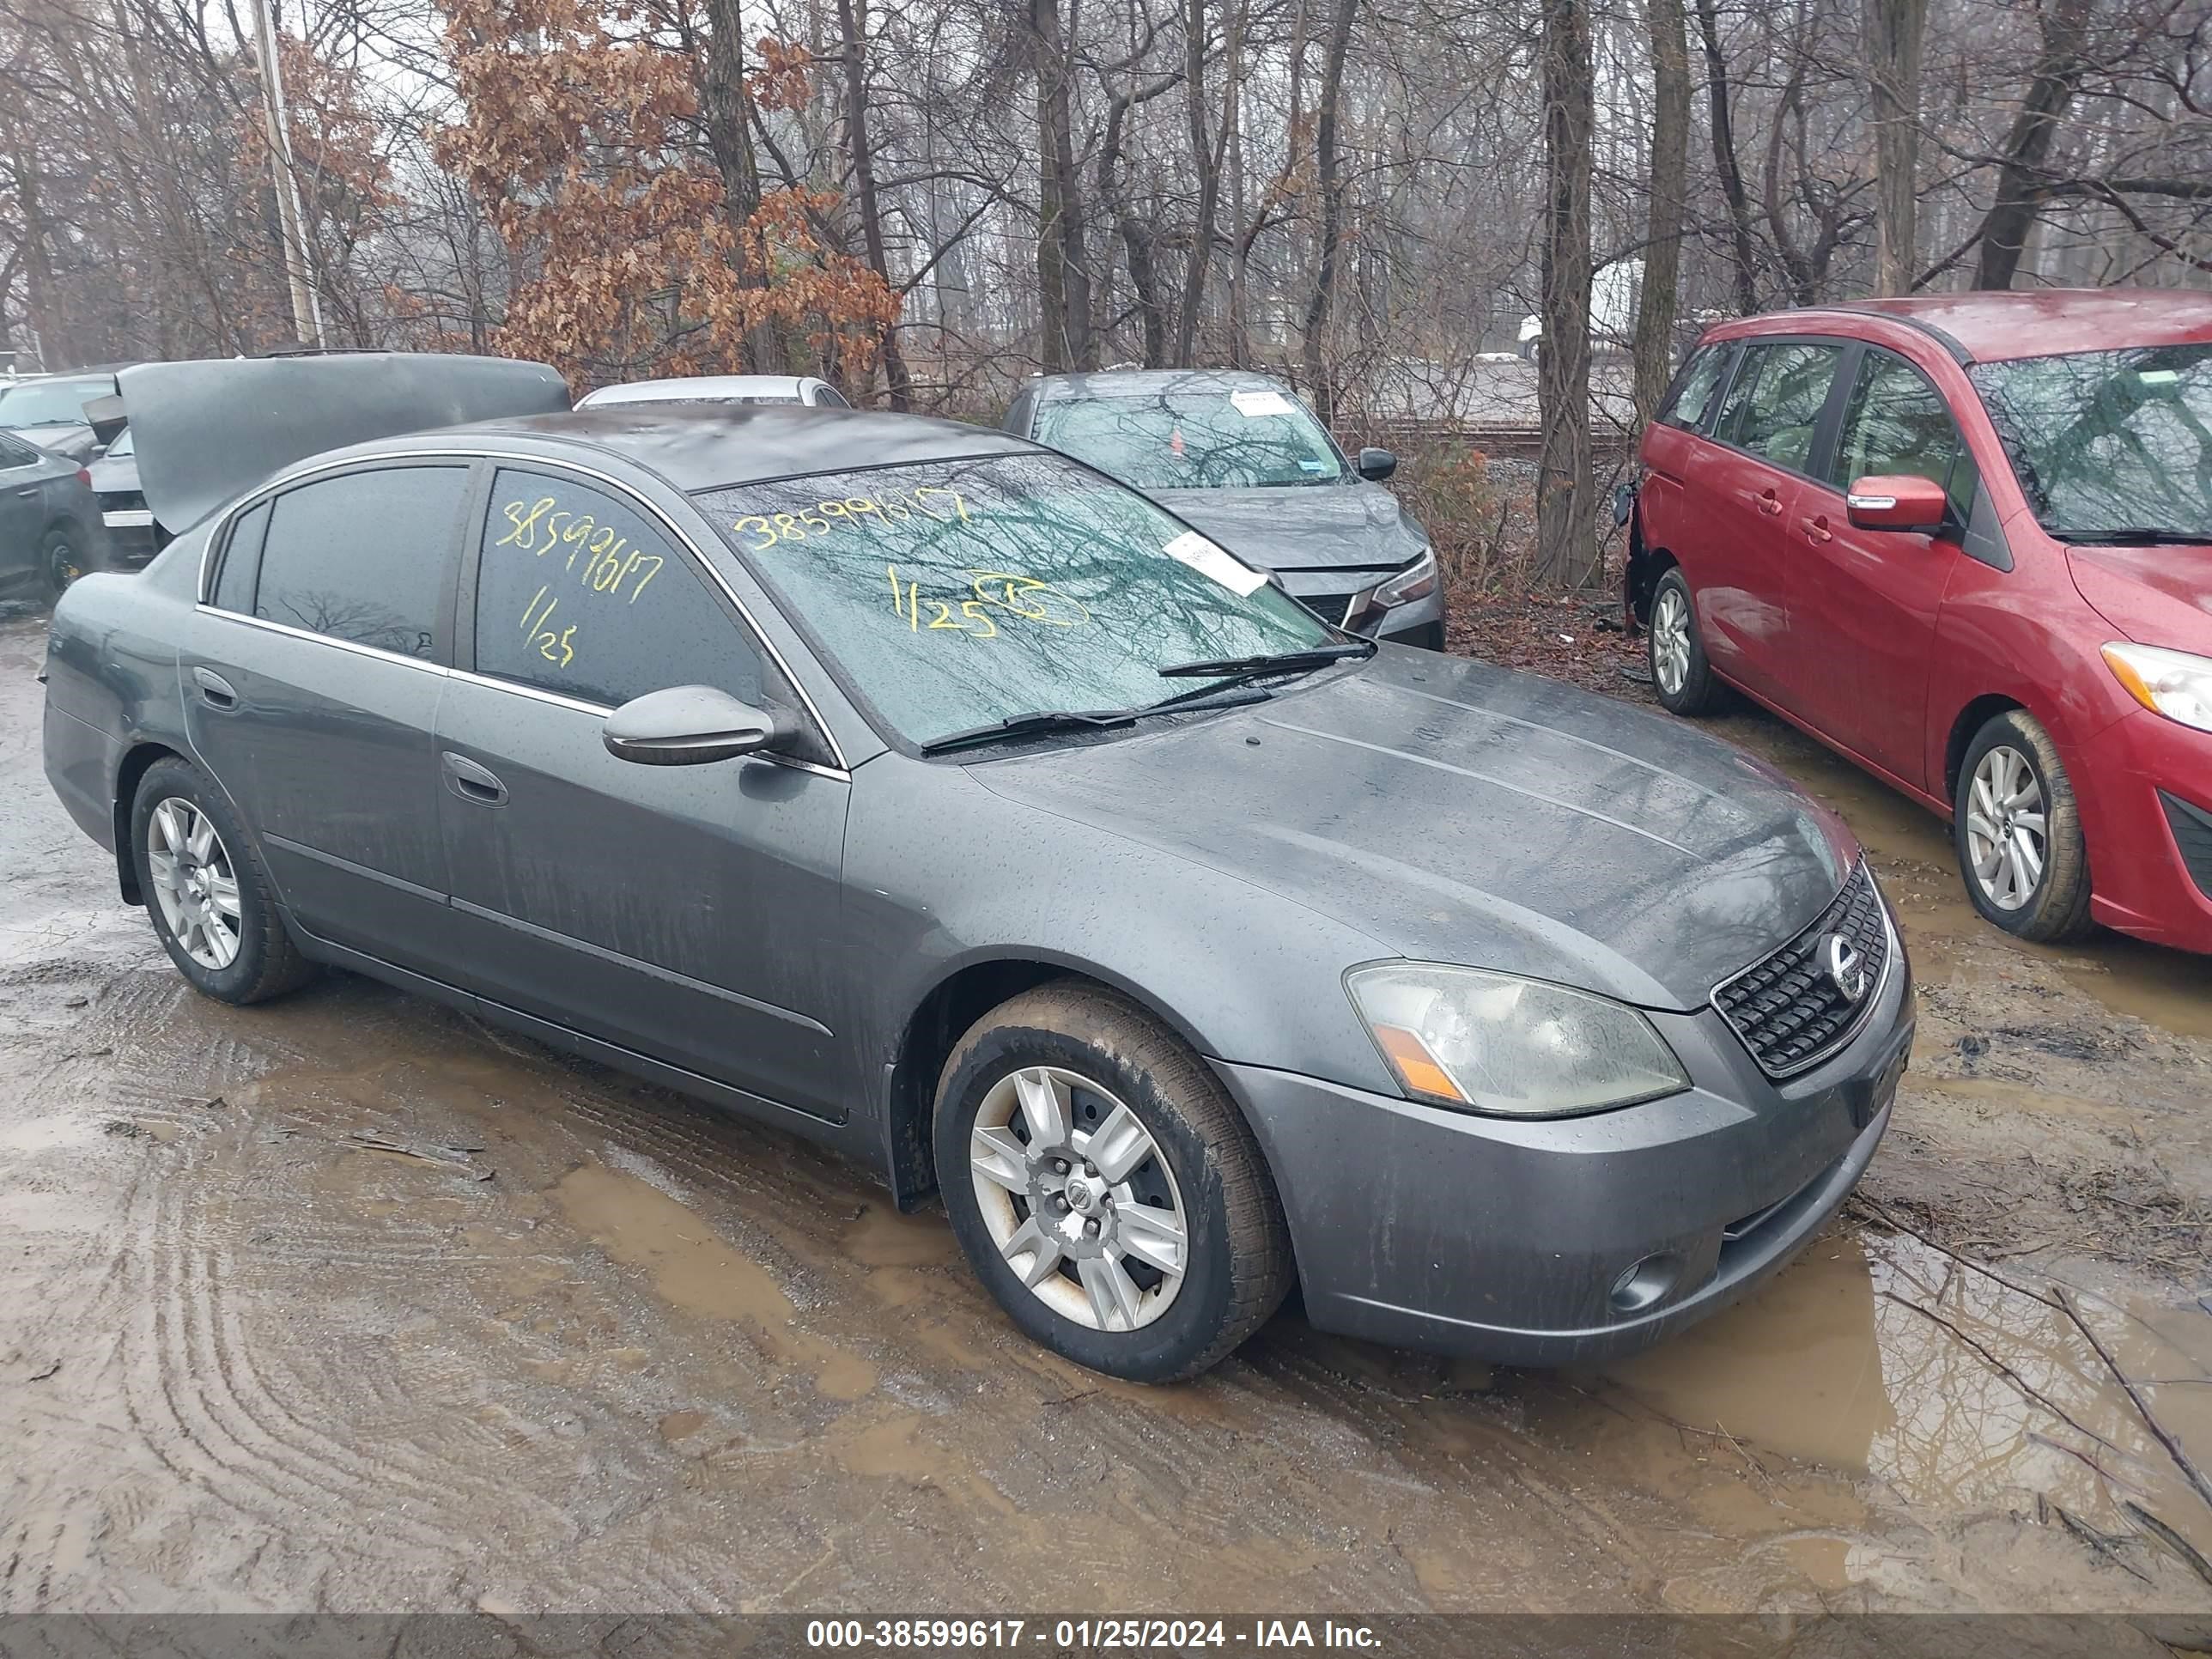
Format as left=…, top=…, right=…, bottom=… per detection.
left=1784, top=350, right=1974, bottom=788
left=181, top=463, right=471, bottom=970
left=1683, top=341, right=1847, bottom=699
left=436, top=464, right=854, bottom=1121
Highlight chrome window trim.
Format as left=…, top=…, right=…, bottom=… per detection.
left=194, top=444, right=850, bottom=772
left=191, top=604, right=452, bottom=676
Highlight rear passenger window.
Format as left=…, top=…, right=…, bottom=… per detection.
left=475, top=467, right=765, bottom=709
left=1716, top=343, right=1844, bottom=474
left=254, top=466, right=468, bottom=659
left=210, top=501, right=270, bottom=611
left=1661, top=347, right=1730, bottom=431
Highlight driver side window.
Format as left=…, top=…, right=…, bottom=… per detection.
left=474, top=467, right=766, bottom=710
left=1828, top=352, right=1978, bottom=523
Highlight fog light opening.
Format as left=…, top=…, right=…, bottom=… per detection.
left=1609, top=1253, right=1683, bottom=1316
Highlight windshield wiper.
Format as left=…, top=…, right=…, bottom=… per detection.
left=919, top=708, right=1139, bottom=756
left=1156, top=641, right=1376, bottom=681
left=2049, top=526, right=2212, bottom=545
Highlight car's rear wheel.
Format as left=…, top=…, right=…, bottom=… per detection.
left=1648, top=568, right=1721, bottom=715
left=1954, top=710, right=2094, bottom=944
left=131, top=757, right=318, bottom=1004
left=39, top=524, right=90, bottom=600
left=934, top=982, right=1291, bottom=1382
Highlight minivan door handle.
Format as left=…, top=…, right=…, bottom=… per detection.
left=1801, top=514, right=1833, bottom=544
left=191, top=666, right=239, bottom=709
left=441, top=750, right=508, bottom=807
left=1755, top=489, right=1784, bottom=516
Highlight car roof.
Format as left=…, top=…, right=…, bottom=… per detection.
left=580, top=374, right=820, bottom=404
left=387, top=405, right=1032, bottom=494
left=1030, top=368, right=1298, bottom=401
left=1717, top=288, right=2212, bottom=365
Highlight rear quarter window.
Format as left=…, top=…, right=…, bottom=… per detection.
left=1660, top=346, right=1732, bottom=432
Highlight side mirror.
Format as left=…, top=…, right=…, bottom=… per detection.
left=1357, top=447, right=1398, bottom=483
left=1846, top=474, right=1948, bottom=534
left=602, top=685, right=796, bottom=766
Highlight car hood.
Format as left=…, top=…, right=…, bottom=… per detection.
left=2068, top=545, right=2212, bottom=654
left=6, top=421, right=94, bottom=462
left=1156, top=482, right=1428, bottom=575
left=969, top=649, right=1856, bottom=1011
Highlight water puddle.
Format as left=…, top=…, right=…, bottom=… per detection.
left=1708, top=709, right=2212, bottom=1040
left=1571, top=1227, right=2212, bottom=1588
left=552, top=1159, right=879, bottom=1401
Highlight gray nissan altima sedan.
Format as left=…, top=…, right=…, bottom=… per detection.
left=43, top=355, right=1912, bottom=1382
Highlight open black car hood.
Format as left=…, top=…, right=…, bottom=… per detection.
left=118, top=354, right=570, bottom=531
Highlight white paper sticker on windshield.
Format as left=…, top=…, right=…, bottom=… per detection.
left=1229, top=388, right=1297, bottom=418
left=1162, top=531, right=1269, bottom=596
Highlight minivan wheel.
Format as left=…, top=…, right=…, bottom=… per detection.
left=1954, top=710, right=2094, bottom=944
left=1648, top=568, right=1721, bottom=715
left=131, top=757, right=318, bottom=1004
left=934, top=983, right=1291, bottom=1382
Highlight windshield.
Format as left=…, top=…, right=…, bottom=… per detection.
left=0, top=378, right=109, bottom=428
left=1969, top=345, right=2212, bottom=540
left=695, top=453, right=1335, bottom=747
left=1032, top=386, right=1346, bottom=490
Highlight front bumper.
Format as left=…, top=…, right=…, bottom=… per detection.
left=2073, top=705, right=2212, bottom=954
left=1215, top=934, right=1913, bottom=1367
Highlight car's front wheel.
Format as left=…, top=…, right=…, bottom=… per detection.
left=934, top=983, right=1291, bottom=1382
left=1648, top=568, right=1722, bottom=715
left=1954, top=709, right=2094, bottom=943
left=131, top=757, right=318, bottom=1004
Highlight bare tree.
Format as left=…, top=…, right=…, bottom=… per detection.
left=1537, top=0, right=1594, bottom=586
left=1633, top=0, right=1692, bottom=425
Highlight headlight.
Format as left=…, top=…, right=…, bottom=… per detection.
left=1370, top=548, right=1436, bottom=608
left=1346, top=963, right=1689, bottom=1117
left=2104, top=641, right=2212, bottom=734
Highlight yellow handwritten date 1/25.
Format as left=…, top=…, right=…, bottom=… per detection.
left=495, top=497, right=665, bottom=604
left=732, top=487, right=971, bottom=553
left=884, top=565, right=1091, bottom=638
left=520, top=584, right=578, bottom=668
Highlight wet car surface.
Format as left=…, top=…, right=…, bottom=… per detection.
left=4, top=607, right=2209, bottom=1617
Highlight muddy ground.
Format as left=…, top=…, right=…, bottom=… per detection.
left=3, top=605, right=2211, bottom=1623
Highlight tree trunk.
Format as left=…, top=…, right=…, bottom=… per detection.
left=1632, top=0, right=1690, bottom=428
left=1864, top=0, right=1928, bottom=295
left=1536, top=0, right=1594, bottom=589
left=1031, top=0, right=1093, bottom=371
left=698, top=0, right=777, bottom=372
left=1972, top=0, right=2094, bottom=291
left=835, top=0, right=911, bottom=406
left=1691, top=0, right=1759, bottom=314
left=1299, top=0, right=1358, bottom=425
left=1174, top=0, right=1239, bottom=365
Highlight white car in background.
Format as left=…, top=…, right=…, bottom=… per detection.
left=576, top=374, right=850, bottom=410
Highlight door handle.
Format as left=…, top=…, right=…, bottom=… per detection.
left=441, top=750, right=508, bottom=807
left=13, top=486, right=36, bottom=498
left=191, top=666, right=239, bottom=709
left=1801, top=514, right=1833, bottom=544
left=1755, top=490, right=1784, bottom=516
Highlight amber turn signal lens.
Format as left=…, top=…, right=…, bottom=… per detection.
left=1370, top=1023, right=1468, bottom=1104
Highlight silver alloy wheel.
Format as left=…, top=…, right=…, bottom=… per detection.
left=968, top=1064, right=1188, bottom=1333
left=1651, top=586, right=1692, bottom=696
left=1964, top=745, right=2048, bottom=912
left=146, top=796, right=244, bottom=970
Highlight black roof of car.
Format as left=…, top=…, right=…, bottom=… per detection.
left=1029, top=368, right=1297, bottom=402
left=442, top=406, right=1032, bottom=494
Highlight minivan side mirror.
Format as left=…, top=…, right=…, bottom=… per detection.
left=603, top=685, right=796, bottom=766
left=1845, top=474, right=1948, bottom=534
left=1357, top=447, right=1398, bottom=483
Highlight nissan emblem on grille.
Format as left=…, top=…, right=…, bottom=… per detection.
left=1710, top=864, right=1890, bottom=1079
left=1824, top=933, right=1869, bottom=1003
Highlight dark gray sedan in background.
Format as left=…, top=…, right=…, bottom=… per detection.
left=1, top=428, right=100, bottom=597
left=44, top=355, right=1911, bottom=1382
left=1005, top=368, right=1446, bottom=649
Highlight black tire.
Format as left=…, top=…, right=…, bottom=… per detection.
left=934, top=982, right=1291, bottom=1382
left=129, top=757, right=318, bottom=1004
left=1953, top=709, right=2095, bottom=944
left=39, top=523, right=92, bottom=601
left=1647, top=567, right=1723, bottom=715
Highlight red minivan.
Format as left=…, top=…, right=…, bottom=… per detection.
left=1625, top=289, right=2212, bottom=954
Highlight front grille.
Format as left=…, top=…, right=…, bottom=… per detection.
left=2160, top=791, right=2212, bottom=900
left=1712, top=864, right=1890, bottom=1079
